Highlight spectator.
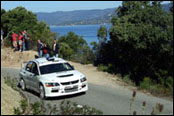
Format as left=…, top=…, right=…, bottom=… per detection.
left=22, top=31, right=26, bottom=51
left=12, top=32, right=18, bottom=52
left=41, top=42, right=50, bottom=58
left=24, top=30, right=29, bottom=50
left=18, top=32, right=23, bottom=52
left=26, top=35, right=30, bottom=50
left=37, top=39, right=43, bottom=58
left=52, top=39, right=59, bottom=58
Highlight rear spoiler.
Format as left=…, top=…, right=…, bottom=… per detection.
left=21, top=62, right=27, bottom=69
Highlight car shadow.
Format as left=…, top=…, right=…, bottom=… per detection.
left=18, top=83, right=86, bottom=101
left=46, top=92, right=86, bottom=101
left=21, top=88, right=86, bottom=101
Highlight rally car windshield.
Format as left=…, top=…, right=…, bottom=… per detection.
left=40, top=63, right=74, bottom=75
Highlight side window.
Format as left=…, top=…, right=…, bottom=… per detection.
left=31, top=62, right=39, bottom=75
left=26, top=61, right=32, bottom=72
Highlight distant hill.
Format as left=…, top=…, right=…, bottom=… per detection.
left=36, top=8, right=116, bottom=26
left=35, top=3, right=172, bottom=26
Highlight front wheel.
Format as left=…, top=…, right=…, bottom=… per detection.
left=20, top=79, right=26, bottom=91
left=39, top=85, right=46, bottom=100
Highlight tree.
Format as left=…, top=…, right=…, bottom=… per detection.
left=1, top=9, right=6, bottom=16
left=93, top=26, right=108, bottom=65
left=58, top=32, right=94, bottom=64
left=101, top=1, right=173, bottom=85
left=97, top=26, right=107, bottom=43
left=170, top=1, right=173, bottom=13
left=1, top=6, right=57, bottom=48
left=58, top=42, right=73, bottom=60
left=58, top=32, right=87, bottom=53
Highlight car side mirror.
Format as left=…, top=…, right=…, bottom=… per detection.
left=72, top=66, right=75, bottom=70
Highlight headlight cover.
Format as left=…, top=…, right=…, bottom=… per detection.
left=80, top=77, right=87, bottom=82
left=45, top=83, right=60, bottom=87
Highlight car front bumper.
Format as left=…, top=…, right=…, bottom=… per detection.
left=44, top=82, right=88, bottom=97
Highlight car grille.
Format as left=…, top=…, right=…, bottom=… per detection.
left=61, top=80, right=79, bottom=85
left=65, top=86, right=78, bottom=93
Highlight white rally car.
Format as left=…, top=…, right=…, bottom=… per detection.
left=19, top=57, right=88, bottom=99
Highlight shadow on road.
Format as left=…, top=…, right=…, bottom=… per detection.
left=22, top=88, right=86, bottom=101
left=46, top=92, right=86, bottom=101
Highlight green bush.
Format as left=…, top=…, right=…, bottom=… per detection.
left=140, top=77, right=173, bottom=96
left=122, top=74, right=135, bottom=86
left=97, top=64, right=109, bottom=72
left=60, top=100, right=103, bottom=115
left=97, top=64, right=115, bottom=73
left=166, top=77, right=173, bottom=96
left=13, top=100, right=103, bottom=115
left=140, top=77, right=152, bottom=90
left=4, top=76, right=18, bottom=91
left=72, top=46, right=95, bottom=64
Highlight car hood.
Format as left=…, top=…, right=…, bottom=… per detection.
left=40, top=70, right=84, bottom=83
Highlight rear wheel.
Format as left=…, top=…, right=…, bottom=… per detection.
left=39, top=85, right=46, bottom=100
left=20, top=79, right=26, bottom=91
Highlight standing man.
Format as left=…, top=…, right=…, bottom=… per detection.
left=27, top=35, right=30, bottom=50
left=12, top=32, right=18, bottom=52
left=37, top=39, right=43, bottom=58
left=52, top=39, right=59, bottom=58
left=23, top=30, right=28, bottom=50
left=18, top=32, right=23, bottom=52
left=22, top=31, right=26, bottom=51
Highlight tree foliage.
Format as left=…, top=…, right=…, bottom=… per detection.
left=1, top=7, right=57, bottom=48
left=58, top=32, right=94, bottom=64
left=97, top=1, right=173, bottom=85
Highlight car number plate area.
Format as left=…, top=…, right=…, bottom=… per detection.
left=65, top=85, right=78, bottom=89
left=65, top=85, right=78, bottom=93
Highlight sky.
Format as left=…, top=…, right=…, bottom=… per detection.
left=1, top=1, right=123, bottom=13
left=1, top=1, right=171, bottom=13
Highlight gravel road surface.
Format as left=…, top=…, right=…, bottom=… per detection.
left=1, top=67, right=173, bottom=115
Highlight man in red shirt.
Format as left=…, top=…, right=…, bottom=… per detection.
left=12, top=32, right=18, bottom=51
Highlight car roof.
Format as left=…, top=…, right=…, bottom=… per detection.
left=32, top=57, right=68, bottom=66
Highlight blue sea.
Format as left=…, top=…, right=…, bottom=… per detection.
left=50, top=24, right=111, bottom=47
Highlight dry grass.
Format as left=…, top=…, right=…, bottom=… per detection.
left=1, top=76, right=22, bottom=115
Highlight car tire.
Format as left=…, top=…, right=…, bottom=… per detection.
left=20, top=79, right=26, bottom=91
left=39, top=85, right=46, bottom=100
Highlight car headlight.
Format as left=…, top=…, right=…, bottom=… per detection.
left=45, top=83, right=60, bottom=87
left=80, top=77, right=87, bottom=82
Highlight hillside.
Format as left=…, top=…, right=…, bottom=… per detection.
left=36, top=8, right=116, bottom=26
left=35, top=3, right=172, bottom=26
left=1, top=76, right=22, bottom=115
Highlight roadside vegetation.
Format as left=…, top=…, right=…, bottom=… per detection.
left=14, top=100, right=103, bottom=115
left=92, top=1, right=173, bottom=97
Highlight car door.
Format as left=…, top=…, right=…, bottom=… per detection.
left=30, top=62, right=40, bottom=92
left=25, top=61, right=33, bottom=88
